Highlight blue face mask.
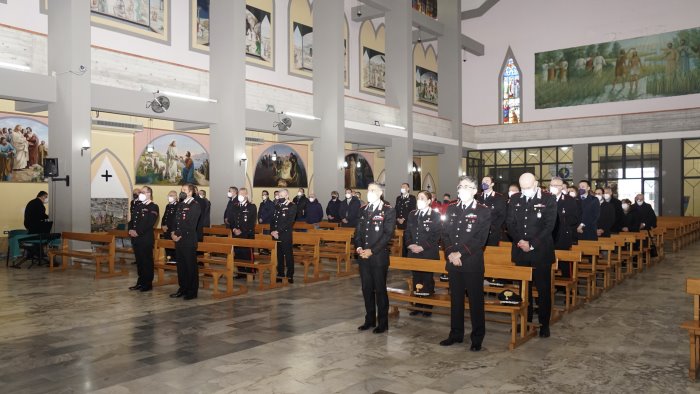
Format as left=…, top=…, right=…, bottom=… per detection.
left=481, top=183, right=490, bottom=191
left=579, top=188, right=587, bottom=196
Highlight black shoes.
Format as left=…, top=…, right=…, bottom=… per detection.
left=276, top=277, right=284, bottom=283
left=183, top=294, right=197, bottom=300
left=287, top=278, right=294, bottom=284
left=139, top=286, right=152, bottom=292
left=439, top=338, right=463, bottom=346
left=357, top=323, right=376, bottom=331
left=470, top=344, right=482, bottom=352
left=539, top=326, right=550, bottom=338
left=129, top=284, right=142, bottom=291
left=409, top=310, right=421, bottom=316
left=372, top=326, right=388, bottom=334
left=423, top=312, right=432, bottom=317
left=169, top=291, right=184, bottom=298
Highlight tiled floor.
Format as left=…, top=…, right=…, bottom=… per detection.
left=1, top=245, right=699, bottom=394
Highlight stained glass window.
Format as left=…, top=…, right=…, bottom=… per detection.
left=500, top=49, right=522, bottom=124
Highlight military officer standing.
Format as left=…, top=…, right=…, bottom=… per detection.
left=506, top=173, right=557, bottom=337
left=271, top=189, right=297, bottom=283
left=223, top=186, right=239, bottom=228
left=128, top=186, right=159, bottom=292
left=170, top=184, right=201, bottom=300
left=160, top=190, right=178, bottom=261
left=476, top=175, right=507, bottom=246
left=232, top=188, right=257, bottom=274
left=440, top=176, right=491, bottom=351
left=395, top=182, right=416, bottom=230
left=355, top=182, right=396, bottom=334
left=404, top=190, right=442, bottom=317
left=550, top=177, right=580, bottom=277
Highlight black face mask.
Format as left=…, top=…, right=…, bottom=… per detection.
left=332, top=196, right=337, bottom=200
left=443, top=199, right=449, bottom=204
left=277, top=198, right=286, bottom=204
left=179, top=192, right=187, bottom=201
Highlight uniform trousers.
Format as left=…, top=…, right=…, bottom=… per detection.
left=132, top=238, right=154, bottom=287
left=175, top=244, right=198, bottom=297
left=521, top=264, right=551, bottom=327
left=448, top=270, right=485, bottom=346
left=359, top=252, right=389, bottom=328
left=276, top=236, right=294, bottom=278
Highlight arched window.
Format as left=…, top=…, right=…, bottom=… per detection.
left=500, top=47, right=522, bottom=124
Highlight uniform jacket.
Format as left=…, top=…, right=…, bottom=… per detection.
left=232, top=200, right=257, bottom=239
left=224, top=197, right=239, bottom=227
left=130, top=200, right=159, bottom=244
left=552, top=193, right=580, bottom=250
left=161, top=201, right=178, bottom=237
left=271, top=200, right=297, bottom=241
left=395, top=194, right=417, bottom=229
left=173, top=198, right=201, bottom=247
left=506, top=190, right=557, bottom=268
left=258, top=199, right=275, bottom=224
left=442, top=200, right=491, bottom=273
left=353, top=201, right=396, bottom=256
left=476, top=190, right=507, bottom=245
left=404, top=208, right=442, bottom=260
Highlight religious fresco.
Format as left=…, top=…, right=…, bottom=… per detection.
left=360, top=21, right=386, bottom=96
left=192, top=0, right=210, bottom=51
left=501, top=52, right=522, bottom=124
left=253, top=143, right=309, bottom=187
left=535, top=26, right=700, bottom=109
left=0, top=115, right=49, bottom=183
left=344, top=152, right=374, bottom=190
left=135, top=132, right=210, bottom=186
left=91, top=198, right=129, bottom=232
left=413, top=43, right=438, bottom=108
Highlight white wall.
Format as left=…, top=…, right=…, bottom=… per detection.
left=461, top=0, right=700, bottom=126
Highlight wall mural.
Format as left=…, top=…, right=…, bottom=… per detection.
left=190, top=0, right=274, bottom=68
left=134, top=132, right=210, bottom=186
left=535, top=26, right=700, bottom=109
left=43, top=0, right=169, bottom=42
left=91, top=149, right=132, bottom=232
left=360, top=21, right=386, bottom=96
left=344, top=152, right=374, bottom=190
left=253, top=143, right=309, bottom=187
left=0, top=114, right=49, bottom=183
left=414, top=43, right=438, bottom=108
left=288, top=0, right=349, bottom=87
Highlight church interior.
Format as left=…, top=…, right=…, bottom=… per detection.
left=1, top=0, right=700, bottom=392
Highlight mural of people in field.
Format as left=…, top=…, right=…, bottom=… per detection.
left=135, top=133, right=209, bottom=186
left=535, top=27, right=700, bottom=108
left=0, top=115, right=49, bottom=183
left=253, top=144, right=308, bottom=187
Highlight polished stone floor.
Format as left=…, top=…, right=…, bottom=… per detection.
left=1, top=244, right=700, bottom=394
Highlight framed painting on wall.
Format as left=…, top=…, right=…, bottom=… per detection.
left=134, top=131, right=210, bottom=186
left=253, top=143, right=309, bottom=188
left=359, top=21, right=386, bottom=96
left=0, top=114, right=49, bottom=183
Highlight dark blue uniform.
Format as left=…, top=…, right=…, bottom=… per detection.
left=129, top=200, right=159, bottom=289
left=258, top=198, right=275, bottom=224
left=404, top=208, right=442, bottom=313
left=232, top=200, right=257, bottom=265
left=271, top=200, right=297, bottom=280
left=173, top=197, right=201, bottom=298
left=395, top=194, right=417, bottom=230
left=476, top=191, right=507, bottom=246
left=553, top=193, right=580, bottom=277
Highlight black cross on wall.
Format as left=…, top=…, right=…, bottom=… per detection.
left=101, top=170, right=113, bottom=182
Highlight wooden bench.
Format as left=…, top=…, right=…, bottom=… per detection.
left=153, top=239, right=248, bottom=298
left=681, top=278, right=700, bottom=381
left=203, top=226, right=232, bottom=238
left=308, top=229, right=356, bottom=277
left=554, top=250, right=582, bottom=313
left=203, top=236, right=285, bottom=290
left=387, top=256, right=537, bottom=350
left=48, top=232, right=123, bottom=279
left=318, top=221, right=339, bottom=229
left=290, top=232, right=329, bottom=283
left=571, top=243, right=603, bottom=298
left=102, top=229, right=135, bottom=265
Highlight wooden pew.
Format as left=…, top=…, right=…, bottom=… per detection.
left=308, top=229, right=356, bottom=277
left=571, top=243, right=603, bottom=298
left=681, top=278, right=700, bottom=381
left=554, top=250, right=582, bottom=313
left=390, top=229, right=404, bottom=256
left=290, top=232, right=329, bottom=283
left=255, top=223, right=270, bottom=235
left=104, top=229, right=135, bottom=265
left=318, top=221, right=339, bottom=229
left=387, top=255, right=537, bottom=350
left=203, top=226, right=232, bottom=238
left=203, top=236, right=285, bottom=290
left=48, top=232, right=123, bottom=279
left=293, top=222, right=315, bottom=231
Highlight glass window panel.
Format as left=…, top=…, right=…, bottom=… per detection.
left=559, top=146, right=573, bottom=162
left=643, top=160, right=659, bottom=177
left=684, top=139, right=700, bottom=158
left=591, top=145, right=605, bottom=161
left=511, top=149, right=525, bottom=165
left=643, top=180, right=660, bottom=213
left=496, top=150, right=509, bottom=165
left=483, top=151, right=495, bottom=165
left=542, top=164, right=556, bottom=180
left=625, top=143, right=642, bottom=158
left=591, top=163, right=602, bottom=178
left=684, top=179, right=700, bottom=216
left=593, top=180, right=607, bottom=190
left=625, top=160, right=642, bottom=178
left=605, top=160, right=623, bottom=178
left=542, top=147, right=556, bottom=163
left=526, top=148, right=540, bottom=164
left=501, top=57, right=522, bottom=124
left=532, top=165, right=541, bottom=181
left=618, top=178, right=642, bottom=202
left=607, top=144, right=623, bottom=158
left=685, top=159, right=700, bottom=178
left=643, top=142, right=660, bottom=157
left=469, top=150, right=481, bottom=159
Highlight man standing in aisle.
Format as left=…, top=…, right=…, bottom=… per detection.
left=128, top=186, right=159, bottom=292
left=577, top=180, right=600, bottom=241
left=395, top=182, right=416, bottom=230
left=506, top=173, right=557, bottom=338
left=439, top=176, right=491, bottom=351
left=271, top=189, right=297, bottom=283
left=326, top=191, right=341, bottom=223
left=293, top=188, right=308, bottom=221
left=339, top=188, right=361, bottom=228
left=355, top=182, right=396, bottom=334
left=170, top=184, right=201, bottom=300
left=635, top=194, right=657, bottom=230
left=476, top=175, right=507, bottom=246
left=550, top=177, right=579, bottom=277
left=224, top=186, right=239, bottom=228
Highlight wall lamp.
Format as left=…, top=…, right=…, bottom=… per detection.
left=239, top=152, right=248, bottom=166
left=80, top=139, right=90, bottom=156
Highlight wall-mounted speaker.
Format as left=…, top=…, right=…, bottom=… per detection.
left=44, top=158, right=59, bottom=178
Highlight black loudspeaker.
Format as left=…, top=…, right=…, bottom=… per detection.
left=44, top=158, right=59, bottom=177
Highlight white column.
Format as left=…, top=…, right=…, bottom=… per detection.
left=47, top=0, right=91, bottom=232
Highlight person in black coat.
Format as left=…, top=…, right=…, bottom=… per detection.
left=24, top=191, right=49, bottom=234
left=620, top=199, right=641, bottom=232
left=440, top=176, right=491, bottom=351
left=170, top=184, right=201, bottom=300
left=549, top=178, right=580, bottom=277
left=305, top=193, right=324, bottom=225
left=197, top=189, right=211, bottom=229
left=606, top=187, right=625, bottom=233
left=232, top=188, right=257, bottom=273
left=476, top=176, right=507, bottom=246
left=129, top=187, right=141, bottom=227
left=192, top=186, right=207, bottom=242
left=354, top=183, right=396, bottom=334
left=257, top=190, right=275, bottom=224
left=223, top=186, right=239, bottom=229
left=271, top=189, right=297, bottom=283
left=506, top=173, right=557, bottom=338
left=128, top=186, right=159, bottom=292
left=339, top=188, right=361, bottom=228
left=325, top=191, right=342, bottom=223
left=577, top=180, right=600, bottom=241
left=395, top=183, right=417, bottom=230
left=404, top=190, right=442, bottom=317
left=160, top=190, right=178, bottom=261
left=293, top=188, right=309, bottom=221
left=595, top=188, right=615, bottom=238
left=635, top=194, right=657, bottom=230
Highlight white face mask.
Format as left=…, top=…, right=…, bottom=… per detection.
left=238, top=195, right=245, bottom=203
left=521, top=188, right=536, bottom=199
left=400, top=188, right=407, bottom=194
left=636, top=200, right=643, bottom=205
left=198, top=194, right=205, bottom=199
left=367, top=191, right=380, bottom=204
left=309, top=198, right=315, bottom=203
left=595, top=195, right=603, bottom=202
left=168, top=196, right=176, bottom=203
left=43, top=197, right=49, bottom=204
left=227, top=192, right=233, bottom=198
left=621, top=203, right=630, bottom=210
left=298, top=192, right=303, bottom=196
left=508, top=191, right=516, bottom=198
left=262, top=195, right=268, bottom=200
left=603, top=193, right=611, bottom=201
left=416, top=200, right=428, bottom=211
left=458, top=189, right=473, bottom=203
left=345, top=193, right=352, bottom=199
left=138, top=193, right=147, bottom=202
left=569, top=191, right=577, bottom=198
left=549, top=186, right=559, bottom=195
